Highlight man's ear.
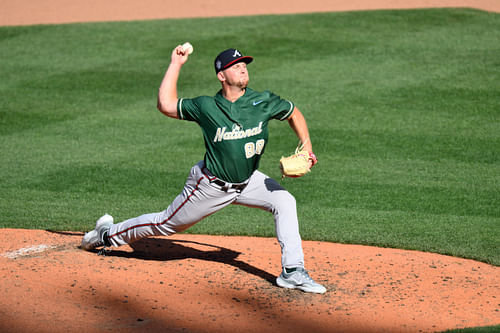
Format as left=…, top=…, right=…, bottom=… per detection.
left=217, top=71, right=226, bottom=82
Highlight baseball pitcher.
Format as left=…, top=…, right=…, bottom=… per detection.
left=81, top=44, right=326, bottom=294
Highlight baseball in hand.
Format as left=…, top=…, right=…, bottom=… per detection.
left=181, top=42, right=194, bottom=55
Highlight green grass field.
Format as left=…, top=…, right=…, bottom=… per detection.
left=442, top=325, right=500, bottom=333
left=1, top=7, right=499, bottom=276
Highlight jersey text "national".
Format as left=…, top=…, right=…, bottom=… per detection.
left=213, top=122, right=263, bottom=142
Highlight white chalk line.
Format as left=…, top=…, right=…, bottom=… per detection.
left=1, top=244, right=56, bottom=259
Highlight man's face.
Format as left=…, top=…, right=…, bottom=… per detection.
left=220, top=62, right=249, bottom=89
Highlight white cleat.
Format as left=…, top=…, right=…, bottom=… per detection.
left=81, top=214, right=113, bottom=250
left=276, top=267, right=327, bottom=294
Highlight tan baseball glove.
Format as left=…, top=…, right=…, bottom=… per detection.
left=279, top=141, right=317, bottom=178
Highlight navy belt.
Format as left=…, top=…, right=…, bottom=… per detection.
left=202, top=167, right=248, bottom=193
left=211, top=178, right=248, bottom=192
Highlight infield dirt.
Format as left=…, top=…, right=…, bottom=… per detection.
left=1, top=1, right=499, bottom=332
left=0, top=0, right=499, bottom=26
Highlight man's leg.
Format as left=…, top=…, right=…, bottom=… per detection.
left=233, top=171, right=326, bottom=293
left=233, top=170, right=304, bottom=268
left=82, top=161, right=238, bottom=249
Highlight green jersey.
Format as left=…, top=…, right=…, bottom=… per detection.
left=177, top=87, right=294, bottom=183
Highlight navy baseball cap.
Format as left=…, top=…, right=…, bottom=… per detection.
left=214, top=48, right=253, bottom=73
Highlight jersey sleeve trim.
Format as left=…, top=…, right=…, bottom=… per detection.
left=177, top=98, right=185, bottom=120
left=279, top=100, right=295, bottom=121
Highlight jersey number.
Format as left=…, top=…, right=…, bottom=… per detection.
left=244, top=139, right=265, bottom=159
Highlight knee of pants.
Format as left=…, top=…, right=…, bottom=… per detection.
left=159, top=219, right=200, bottom=235
left=270, top=191, right=296, bottom=214
left=154, top=211, right=204, bottom=236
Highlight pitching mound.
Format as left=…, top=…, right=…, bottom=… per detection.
left=1, top=229, right=498, bottom=332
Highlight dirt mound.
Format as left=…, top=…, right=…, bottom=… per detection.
left=1, top=229, right=498, bottom=332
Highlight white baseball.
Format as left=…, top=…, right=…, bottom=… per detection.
left=182, top=42, right=193, bottom=55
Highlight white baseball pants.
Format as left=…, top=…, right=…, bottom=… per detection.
left=107, top=161, right=304, bottom=268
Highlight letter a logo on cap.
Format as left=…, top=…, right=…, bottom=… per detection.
left=214, top=48, right=253, bottom=73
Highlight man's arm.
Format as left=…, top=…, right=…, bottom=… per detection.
left=287, top=107, right=317, bottom=166
left=157, top=45, right=190, bottom=119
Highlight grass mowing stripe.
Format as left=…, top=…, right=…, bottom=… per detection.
left=0, top=9, right=499, bottom=267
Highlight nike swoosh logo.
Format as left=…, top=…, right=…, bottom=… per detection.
left=253, top=100, right=264, bottom=106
